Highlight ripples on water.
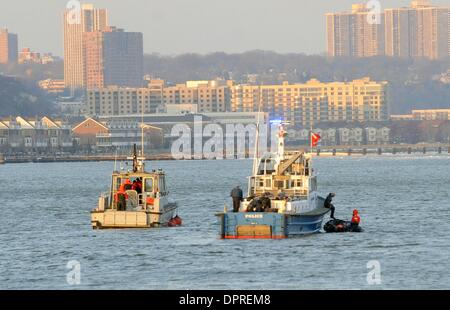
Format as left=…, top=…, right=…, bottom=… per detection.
left=1, top=155, right=449, bottom=289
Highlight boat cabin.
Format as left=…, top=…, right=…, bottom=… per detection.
left=104, top=170, right=169, bottom=212
left=248, top=151, right=317, bottom=198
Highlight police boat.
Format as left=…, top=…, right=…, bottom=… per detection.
left=216, top=121, right=331, bottom=239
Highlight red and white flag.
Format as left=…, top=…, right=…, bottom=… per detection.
left=311, top=132, right=321, bottom=147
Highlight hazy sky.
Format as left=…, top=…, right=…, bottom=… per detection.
left=1, top=0, right=449, bottom=56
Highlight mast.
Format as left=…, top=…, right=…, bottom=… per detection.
left=250, top=99, right=263, bottom=196
left=136, top=93, right=146, bottom=173
left=133, top=144, right=138, bottom=173
left=277, top=123, right=286, bottom=161
left=309, top=123, right=315, bottom=179
left=141, top=95, right=145, bottom=157
left=308, top=123, right=315, bottom=197
left=114, top=148, right=118, bottom=172
left=252, top=100, right=262, bottom=176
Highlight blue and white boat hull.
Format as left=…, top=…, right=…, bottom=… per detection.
left=217, top=207, right=330, bottom=239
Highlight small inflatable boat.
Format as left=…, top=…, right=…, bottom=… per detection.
left=323, top=219, right=363, bottom=233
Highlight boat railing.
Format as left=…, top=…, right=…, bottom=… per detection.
left=130, top=192, right=155, bottom=211
left=252, top=188, right=308, bottom=198
left=139, top=193, right=150, bottom=210
left=98, top=193, right=109, bottom=211
left=292, top=188, right=308, bottom=198
left=109, top=190, right=147, bottom=211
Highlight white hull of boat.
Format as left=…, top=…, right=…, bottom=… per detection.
left=91, top=203, right=177, bottom=229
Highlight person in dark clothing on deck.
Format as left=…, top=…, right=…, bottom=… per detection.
left=230, top=186, right=244, bottom=212
left=132, top=178, right=142, bottom=194
left=324, top=193, right=336, bottom=219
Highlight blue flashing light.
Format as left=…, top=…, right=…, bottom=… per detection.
left=269, top=119, right=283, bottom=124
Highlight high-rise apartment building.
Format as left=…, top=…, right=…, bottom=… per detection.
left=352, top=4, right=385, bottom=57
left=326, top=13, right=354, bottom=57
left=63, top=4, right=108, bottom=89
left=230, top=78, right=388, bottom=127
left=385, top=1, right=450, bottom=59
left=328, top=1, right=450, bottom=59
left=385, top=7, right=416, bottom=57
left=326, top=4, right=385, bottom=57
left=416, top=5, right=450, bottom=59
left=0, top=28, right=18, bottom=64
left=84, top=27, right=143, bottom=89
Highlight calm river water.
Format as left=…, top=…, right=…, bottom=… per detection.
left=1, top=155, right=449, bottom=289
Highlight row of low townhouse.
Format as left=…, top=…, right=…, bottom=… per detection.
left=0, top=117, right=73, bottom=152
left=72, top=112, right=266, bottom=152
left=5, top=114, right=450, bottom=153
left=287, top=127, right=391, bottom=146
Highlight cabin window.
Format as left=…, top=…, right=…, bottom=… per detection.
left=275, top=181, right=283, bottom=189
left=265, top=179, right=272, bottom=188
left=258, top=179, right=264, bottom=187
left=249, top=178, right=255, bottom=192
left=159, top=177, right=166, bottom=193
left=157, top=178, right=162, bottom=192
left=144, top=178, right=154, bottom=192
left=296, top=180, right=303, bottom=187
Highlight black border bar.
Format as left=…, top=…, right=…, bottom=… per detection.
left=1, top=290, right=450, bottom=308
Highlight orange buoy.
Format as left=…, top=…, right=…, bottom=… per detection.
left=168, top=218, right=177, bottom=227
left=173, top=215, right=183, bottom=226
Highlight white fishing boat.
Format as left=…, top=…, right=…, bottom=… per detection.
left=91, top=145, right=179, bottom=229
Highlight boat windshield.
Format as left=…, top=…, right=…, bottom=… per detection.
left=257, top=158, right=276, bottom=175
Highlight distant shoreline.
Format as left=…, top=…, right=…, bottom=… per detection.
left=1, top=148, right=449, bottom=164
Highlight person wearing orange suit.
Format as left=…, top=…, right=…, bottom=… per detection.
left=123, top=179, right=133, bottom=191
left=115, top=180, right=131, bottom=211
left=351, top=209, right=361, bottom=230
